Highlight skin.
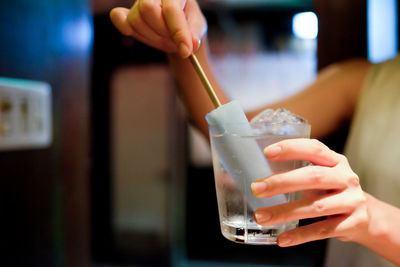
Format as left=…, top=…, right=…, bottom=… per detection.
left=110, top=1, right=400, bottom=265
left=254, top=139, right=400, bottom=265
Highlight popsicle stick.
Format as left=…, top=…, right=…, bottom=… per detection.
left=189, top=54, right=222, bottom=108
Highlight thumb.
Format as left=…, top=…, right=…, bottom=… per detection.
left=162, top=0, right=194, bottom=58
left=186, top=0, right=207, bottom=52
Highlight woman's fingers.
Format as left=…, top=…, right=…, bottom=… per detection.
left=111, top=0, right=205, bottom=57
left=110, top=4, right=177, bottom=53
left=130, top=26, right=177, bottom=53
left=162, top=0, right=194, bottom=58
left=264, top=138, right=343, bottom=167
left=253, top=138, right=370, bottom=246
left=252, top=139, right=360, bottom=199
left=276, top=215, right=348, bottom=247
left=110, top=7, right=134, bottom=36
left=127, top=4, right=162, bottom=41
left=138, top=0, right=171, bottom=38
left=254, top=190, right=366, bottom=225
left=251, top=165, right=346, bottom=198
left=277, top=203, right=369, bottom=247
left=128, top=3, right=177, bottom=50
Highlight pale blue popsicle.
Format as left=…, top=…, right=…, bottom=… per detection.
left=206, top=100, right=286, bottom=210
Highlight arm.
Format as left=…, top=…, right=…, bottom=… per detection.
left=170, top=49, right=371, bottom=139
left=251, top=138, right=400, bottom=265
left=247, top=59, right=371, bottom=139
left=110, top=0, right=371, bottom=139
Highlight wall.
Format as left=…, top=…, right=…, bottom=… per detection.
left=0, top=0, right=92, bottom=266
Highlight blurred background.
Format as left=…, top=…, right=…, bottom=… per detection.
left=0, top=0, right=398, bottom=266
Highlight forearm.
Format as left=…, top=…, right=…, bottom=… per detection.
left=247, top=59, right=371, bottom=139
left=355, top=193, right=400, bottom=265
left=168, top=39, right=370, bottom=140
left=167, top=38, right=230, bottom=137
left=111, top=0, right=370, bottom=141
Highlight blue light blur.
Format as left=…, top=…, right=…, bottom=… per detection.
left=368, top=0, right=398, bottom=63
left=62, top=14, right=93, bottom=52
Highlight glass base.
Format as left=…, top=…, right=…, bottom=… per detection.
left=221, top=217, right=298, bottom=245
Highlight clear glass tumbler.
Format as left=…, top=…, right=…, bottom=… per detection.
left=209, top=122, right=311, bottom=244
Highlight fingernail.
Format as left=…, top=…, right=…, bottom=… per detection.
left=255, top=211, right=271, bottom=224
left=179, top=43, right=190, bottom=58
left=192, top=36, right=201, bottom=51
left=278, top=234, right=292, bottom=246
left=264, top=145, right=281, bottom=158
left=251, top=181, right=267, bottom=195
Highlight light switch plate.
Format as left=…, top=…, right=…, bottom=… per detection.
left=0, top=77, right=52, bottom=151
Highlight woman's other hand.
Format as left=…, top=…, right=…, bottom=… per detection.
left=110, top=0, right=207, bottom=58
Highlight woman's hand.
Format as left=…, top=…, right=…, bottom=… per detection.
left=251, top=138, right=370, bottom=247
left=110, top=0, right=207, bottom=58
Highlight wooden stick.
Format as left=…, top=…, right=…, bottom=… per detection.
left=188, top=54, right=222, bottom=108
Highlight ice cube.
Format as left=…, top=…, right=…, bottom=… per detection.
left=250, top=108, right=308, bottom=135
left=250, top=108, right=307, bottom=124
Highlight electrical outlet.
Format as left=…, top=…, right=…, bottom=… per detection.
left=0, top=77, right=52, bottom=151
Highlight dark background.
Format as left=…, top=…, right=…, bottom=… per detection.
left=0, top=0, right=398, bottom=266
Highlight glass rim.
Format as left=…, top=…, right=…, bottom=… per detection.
left=207, top=122, right=311, bottom=127
left=208, top=122, right=311, bottom=138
